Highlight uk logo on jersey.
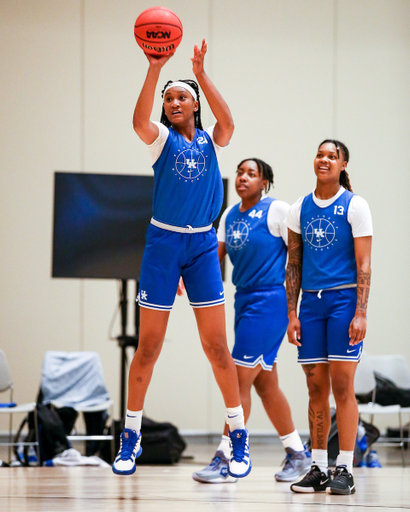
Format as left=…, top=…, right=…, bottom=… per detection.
left=304, top=215, right=338, bottom=250
left=226, top=220, right=250, bottom=250
left=173, top=148, right=206, bottom=180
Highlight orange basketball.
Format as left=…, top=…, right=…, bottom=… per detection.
left=134, top=6, right=183, bottom=56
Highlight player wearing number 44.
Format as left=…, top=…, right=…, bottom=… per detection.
left=193, top=159, right=311, bottom=484
left=113, top=40, right=251, bottom=479
left=285, top=140, right=373, bottom=495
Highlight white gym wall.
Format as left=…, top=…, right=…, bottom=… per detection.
left=1, top=0, right=409, bottom=434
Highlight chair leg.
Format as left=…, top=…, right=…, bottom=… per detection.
left=8, top=413, right=12, bottom=464
left=33, top=407, right=41, bottom=466
left=110, top=420, right=115, bottom=463
left=399, top=411, right=405, bottom=467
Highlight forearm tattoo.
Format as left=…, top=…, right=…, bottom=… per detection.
left=357, top=270, right=371, bottom=313
left=286, top=231, right=303, bottom=314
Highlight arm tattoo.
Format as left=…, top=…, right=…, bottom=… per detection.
left=286, top=230, right=303, bottom=314
left=357, top=270, right=371, bottom=313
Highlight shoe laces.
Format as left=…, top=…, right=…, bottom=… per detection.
left=230, top=431, right=248, bottom=463
left=332, top=466, right=350, bottom=483
left=119, top=431, right=138, bottom=460
left=281, top=453, right=296, bottom=471
left=303, top=465, right=323, bottom=482
left=209, top=456, right=222, bottom=469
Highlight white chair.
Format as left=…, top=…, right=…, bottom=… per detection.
left=354, top=351, right=405, bottom=466
left=0, top=349, right=40, bottom=464
left=40, top=351, right=114, bottom=458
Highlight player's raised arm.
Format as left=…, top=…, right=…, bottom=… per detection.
left=133, top=53, right=174, bottom=145
left=191, top=39, right=234, bottom=147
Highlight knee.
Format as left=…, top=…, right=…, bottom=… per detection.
left=307, top=380, right=329, bottom=403
left=133, top=342, right=161, bottom=368
left=332, top=377, right=355, bottom=404
left=254, top=379, right=272, bottom=401
left=203, top=339, right=230, bottom=369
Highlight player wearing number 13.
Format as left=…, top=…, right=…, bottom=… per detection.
left=285, top=140, right=372, bottom=495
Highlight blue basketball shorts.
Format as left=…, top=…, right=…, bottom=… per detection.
left=138, top=224, right=225, bottom=311
left=232, top=286, right=288, bottom=370
left=297, top=287, right=363, bottom=364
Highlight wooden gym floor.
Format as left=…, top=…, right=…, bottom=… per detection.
left=0, top=440, right=409, bottom=511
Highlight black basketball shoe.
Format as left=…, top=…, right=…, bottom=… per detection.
left=327, top=465, right=356, bottom=495
left=290, top=464, right=331, bottom=493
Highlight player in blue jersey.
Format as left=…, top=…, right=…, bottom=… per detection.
left=192, top=158, right=310, bottom=484
left=285, top=140, right=372, bottom=495
left=112, top=40, right=251, bottom=479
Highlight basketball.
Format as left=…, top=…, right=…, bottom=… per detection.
left=134, top=7, right=183, bottom=56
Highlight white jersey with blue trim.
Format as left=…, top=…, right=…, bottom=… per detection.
left=147, top=122, right=224, bottom=229
left=218, top=197, right=289, bottom=290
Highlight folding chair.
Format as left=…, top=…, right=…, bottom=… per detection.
left=0, top=349, right=40, bottom=464
left=354, top=351, right=405, bottom=466
left=40, top=351, right=114, bottom=458
left=367, top=353, right=410, bottom=465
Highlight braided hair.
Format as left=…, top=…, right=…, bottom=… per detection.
left=160, top=79, right=203, bottom=130
left=237, top=158, right=274, bottom=194
left=318, top=139, right=353, bottom=192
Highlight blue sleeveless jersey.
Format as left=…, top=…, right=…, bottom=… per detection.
left=301, top=190, right=356, bottom=290
left=152, top=127, right=223, bottom=228
left=225, top=197, right=287, bottom=290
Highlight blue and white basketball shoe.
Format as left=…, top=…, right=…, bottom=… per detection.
left=192, top=451, right=238, bottom=483
left=112, top=428, right=142, bottom=475
left=228, top=429, right=252, bottom=478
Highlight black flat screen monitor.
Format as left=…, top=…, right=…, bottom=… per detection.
left=52, top=172, right=228, bottom=280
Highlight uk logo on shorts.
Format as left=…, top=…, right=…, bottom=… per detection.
left=226, top=220, right=250, bottom=250
left=304, top=215, right=338, bottom=250
left=173, top=149, right=206, bottom=180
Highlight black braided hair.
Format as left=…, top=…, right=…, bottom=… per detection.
left=160, top=79, right=203, bottom=130
left=237, top=158, right=274, bottom=194
left=318, top=139, right=353, bottom=192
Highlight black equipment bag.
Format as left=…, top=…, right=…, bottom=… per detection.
left=102, top=416, right=186, bottom=465
left=305, top=409, right=380, bottom=467
left=374, top=373, right=410, bottom=407
left=137, top=416, right=186, bottom=464
left=14, top=403, right=70, bottom=465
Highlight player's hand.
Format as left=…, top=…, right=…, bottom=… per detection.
left=191, top=39, right=207, bottom=75
left=287, top=312, right=302, bottom=347
left=348, top=312, right=367, bottom=345
left=176, top=277, right=185, bottom=296
left=145, top=51, right=174, bottom=68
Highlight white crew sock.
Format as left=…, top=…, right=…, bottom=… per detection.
left=311, top=449, right=328, bottom=474
left=125, top=409, right=142, bottom=434
left=280, top=430, right=305, bottom=452
left=216, top=435, right=231, bottom=459
left=336, top=450, right=354, bottom=474
left=225, top=405, right=245, bottom=432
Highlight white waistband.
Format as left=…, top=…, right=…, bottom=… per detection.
left=150, top=218, right=212, bottom=234
left=303, top=284, right=357, bottom=293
